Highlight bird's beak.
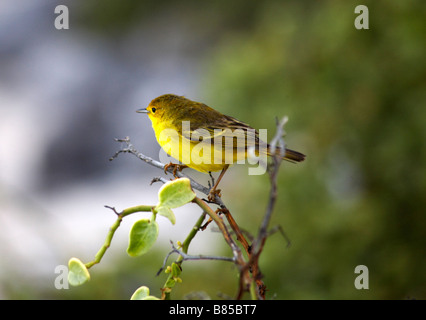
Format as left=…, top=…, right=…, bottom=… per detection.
left=136, top=108, right=149, bottom=114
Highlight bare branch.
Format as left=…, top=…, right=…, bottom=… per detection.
left=111, top=137, right=211, bottom=195
left=157, top=240, right=235, bottom=276
left=255, top=116, right=288, bottom=250
left=171, top=240, right=235, bottom=263
left=104, top=205, right=120, bottom=216
left=150, top=176, right=168, bottom=185
left=238, top=115, right=289, bottom=299
left=268, top=225, right=292, bottom=248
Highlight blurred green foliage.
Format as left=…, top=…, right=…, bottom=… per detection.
left=202, top=0, right=426, bottom=299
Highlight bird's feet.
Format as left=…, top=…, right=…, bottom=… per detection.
left=164, top=162, right=187, bottom=178
left=207, top=187, right=222, bottom=202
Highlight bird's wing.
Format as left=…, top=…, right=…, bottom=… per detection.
left=180, top=114, right=261, bottom=150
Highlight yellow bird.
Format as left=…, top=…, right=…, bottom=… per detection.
left=138, top=94, right=305, bottom=199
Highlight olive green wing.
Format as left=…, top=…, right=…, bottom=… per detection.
left=179, top=113, right=262, bottom=152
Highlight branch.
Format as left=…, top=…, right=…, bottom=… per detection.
left=156, top=211, right=207, bottom=276
left=166, top=240, right=235, bottom=264
left=243, top=116, right=289, bottom=299
left=110, top=137, right=210, bottom=195
left=258, top=116, right=287, bottom=240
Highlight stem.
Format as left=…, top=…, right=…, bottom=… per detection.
left=192, top=197, right=241, bottom=258
left=121, top=204, right=155, bottom=217
left=178, top=211, right=207, bottom=261
left=85, top=205, right=154, bottom=269
left=249, top=281, right=258, bottom=300
left=162, top=211, right=207, bottom=300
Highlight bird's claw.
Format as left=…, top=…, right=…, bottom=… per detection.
left=164, top=162, right=187, bottom=178
left=207, top=188, right=222, bottom=202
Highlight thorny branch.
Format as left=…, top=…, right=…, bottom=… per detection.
left=237, top=116, right=289, bottom=299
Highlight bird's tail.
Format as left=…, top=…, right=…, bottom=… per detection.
left=283, top=148, right=306, bottom=163
left=267, top=146, right=306, bottom=163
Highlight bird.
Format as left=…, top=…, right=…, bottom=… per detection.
left=137, top=94, right=305, bottom=200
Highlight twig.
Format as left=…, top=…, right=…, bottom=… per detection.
left=258, top=117, right=286, bottom=241
left=157, top=211, right=207, bottom=276
left=110, top=137, right=210, bottom=195
left=268, top=225, right=292, bottom=248
left=166, top=240, right=235, bottom=263
left=192, top=197, right=246, bottom=267
left=150, top=176, right=168, bottom=185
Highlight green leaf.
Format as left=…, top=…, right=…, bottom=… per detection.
left=164, top=262, right=182, bottom=288
left=130, top=286, right=160, bottom=300
left=157, top=178, right=196, bottom=209
left=155, top=205, right=176, bottom=225
left=131, top=285, right=150, bottom=299
left=142, top=295, right=161, bottom=300
left=68, top=257, right=90, bottom=286
left=127, top=219, right=159, bottom=257
left=171, top=262, right=182, bottom=276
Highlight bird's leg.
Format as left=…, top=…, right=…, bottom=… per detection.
left=164, top=162, right=188, bottom=178
left=208, top=165, right=229, bottom=201
left=208, top=171, right=215, bottom=189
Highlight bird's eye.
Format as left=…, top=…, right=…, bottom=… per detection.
left=151, top=107, right=156, bottom=113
